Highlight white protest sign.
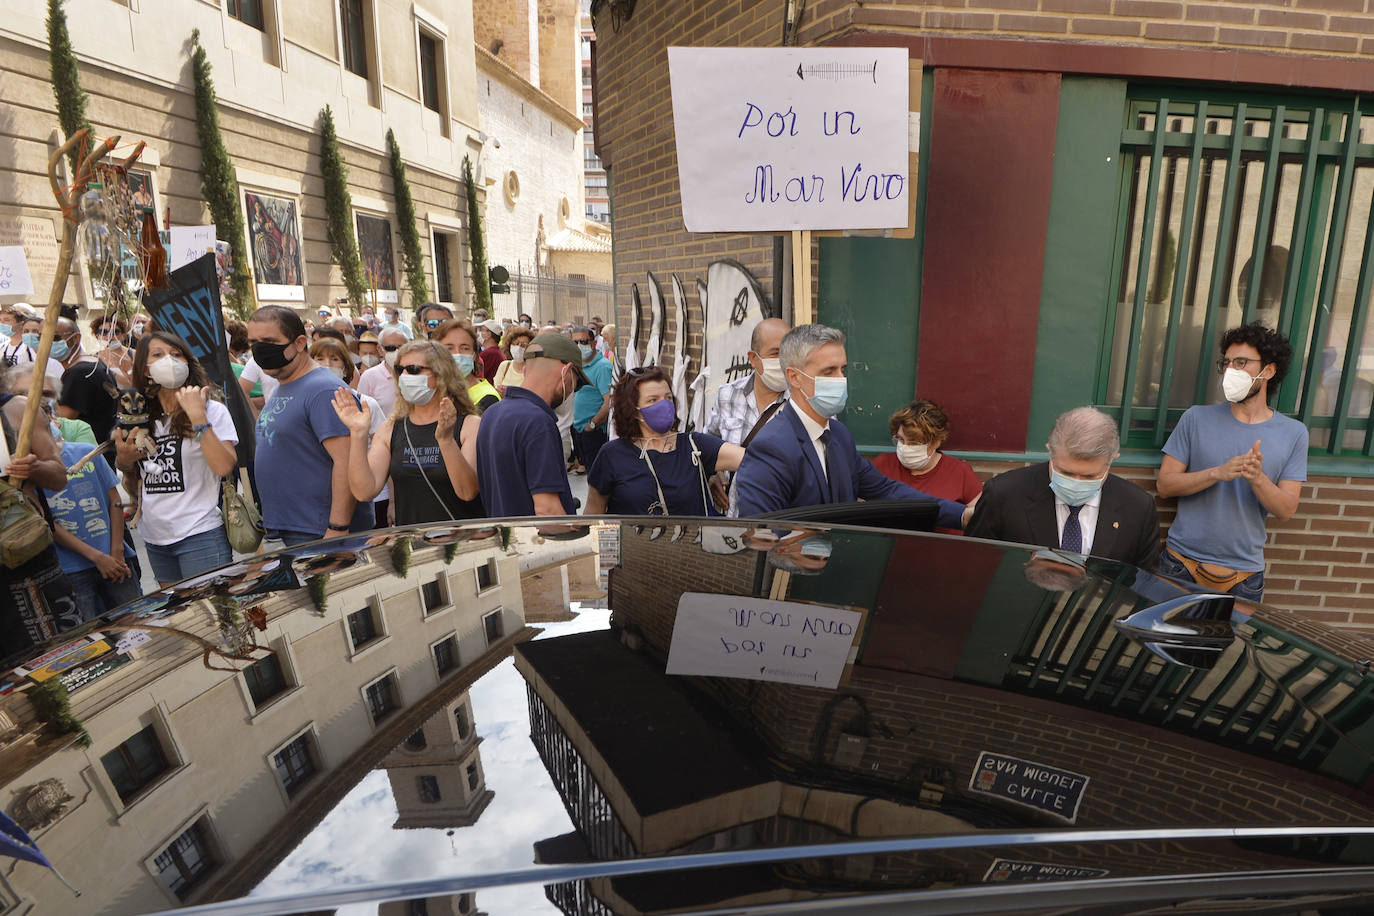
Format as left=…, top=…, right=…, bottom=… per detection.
left=159, top=226, right=217, bottom=272
left=0, top=247, right=35, bottom=296
left=669, top=46, right=910, bottom=232
left=115, top=630, right=152, bottom=654
left=666, top=592, right=862, bottom=688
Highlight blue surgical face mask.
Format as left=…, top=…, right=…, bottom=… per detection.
left=1049, top=466, right=1105, bottom=507
left=578, top=344, right=594, bottom=361
left=0, top=324, right=12, bottom=339
left=799, top=536, right=833, bottom=559
left=21, top=332, right=40, bottom=350
left=797, top=371, right=848, bottom=418
left=50, top=339, right=70, bottom=362
left=453, top=353, right=475, bottom=376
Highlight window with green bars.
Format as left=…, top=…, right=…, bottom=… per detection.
left=1100, top=91, right=1374, bottom=458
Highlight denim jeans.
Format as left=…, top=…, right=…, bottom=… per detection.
left=1157, top=549, right=1265, bottom=603
left=66, top=564, right=144, bottom=618
left=145, top=528, right=233, bottom=585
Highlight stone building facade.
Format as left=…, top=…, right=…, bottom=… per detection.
left=589, top=0, right=1374, bottom=629
left=1, top=0, right=484, bottom=318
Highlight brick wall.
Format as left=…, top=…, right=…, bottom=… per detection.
left=796, top=0, right=1374, bottom=56
left=593, top=0, right=781, bottom=374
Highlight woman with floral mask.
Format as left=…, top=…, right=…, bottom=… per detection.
left=432, top=318, right=500, bottom=411
left=871, top=398, right=981, bottom=535
left=584, top=366, right=745, bottom=516
left=331, top=339, right=483, bottom=524
left=115, top=330, right=239, bottom=585
left=492, top=326, right=534, bottom=397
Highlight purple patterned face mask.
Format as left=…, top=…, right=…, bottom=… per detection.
left=639, top=398, right=676, bottom=434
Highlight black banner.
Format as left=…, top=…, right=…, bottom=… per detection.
left=143, top=253, right=255, bottom=461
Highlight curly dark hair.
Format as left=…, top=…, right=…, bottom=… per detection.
left=610, top=366, right=671, bottom=439
left=1220, top=321, right=1292, bottom=398
left=132, top=330, right=213, bottom=439
left=888, top=398, right=951, bottom=443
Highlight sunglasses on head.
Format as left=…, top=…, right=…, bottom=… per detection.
left=398, top=364, right=430, bottom=375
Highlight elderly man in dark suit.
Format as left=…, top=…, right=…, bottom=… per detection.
left=735, top=324, right=968, bottom=530
left=966, top=406, right=1160, bottom=568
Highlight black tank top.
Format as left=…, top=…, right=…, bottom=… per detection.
left=388, top=417, right=483, bottom=525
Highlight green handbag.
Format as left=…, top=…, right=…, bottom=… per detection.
left=222, top=468, right=263, bottom=554
left=0, top=476, right=53, bottom=569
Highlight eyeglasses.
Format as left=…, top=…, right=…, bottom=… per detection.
left=382, top=344, right=401, bottom=352
left=1216, top=356, right=1261, bottom=373
left=397, top=364, right=431, bottom=375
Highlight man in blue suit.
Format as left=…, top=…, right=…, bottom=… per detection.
left=735, top=324, right=968, bottom=529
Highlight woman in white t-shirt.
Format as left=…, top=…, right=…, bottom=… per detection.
left=115, top=330, right=239, bottom=586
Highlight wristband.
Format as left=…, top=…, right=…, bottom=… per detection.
left=328, top=522, right=351, bottom=531
left=192, top=422, right=211, bottom=442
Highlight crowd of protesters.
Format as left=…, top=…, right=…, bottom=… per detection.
left=0, top=296, right=1306, bottom=657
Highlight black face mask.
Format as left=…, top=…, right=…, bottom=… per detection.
left=252, top=340, right=295, bottom=370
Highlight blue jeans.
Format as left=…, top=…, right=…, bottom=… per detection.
left=1157, top=549, right=1265, bottom=603
left=66, top=563, right=144, bottom=618
left=145, top=528, right=233, bottom=585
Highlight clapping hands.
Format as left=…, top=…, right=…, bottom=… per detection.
left=331, top=388, right=372, bottom=434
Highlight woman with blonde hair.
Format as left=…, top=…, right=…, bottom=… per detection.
left=331, top=339, right=483, bottom=523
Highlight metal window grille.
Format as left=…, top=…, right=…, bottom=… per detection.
left=1104, top=92, right=1374, bottom=455
left=348, top=607, right=377, bottom=649
left=365, top=675, right=397, bottom=722
left=418, top=774, right=441, bottom=802
left=154, top=820, right=215, bottom=900
left=100, top=724, right=169, bottom=802
left=433, top=637, right=458, bottom=675
left=244, top=654, right=287, bottom=708
left=506, top=269, right=615, bottom=327
left=273, top=734, right=316, bottom=796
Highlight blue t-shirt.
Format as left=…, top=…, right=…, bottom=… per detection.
left=476, top=386, right=575, bottom=517
left=1163, top=401, right=1308, bottom=571
left=46, top=442, right=134, bottom=573
left=588, top=433, right=724, bottom=516
left=255, top=366, right=372, bottom=537
left=572, top=354, right=613, bottom=430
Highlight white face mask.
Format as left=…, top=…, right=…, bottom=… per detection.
left=1222, top=366, right=1261, bottom=403
left=896, top=442, right=932, bottom=471
left=510, top=345, right=526, bottom=361
left=327, top=365, right=349, bottom=381
left=398, top=372, right=435, bottom=405
left=148, top=355, right=190, bottom=389
left=360, top=354, right=381, bottom=368
left=384, top=350, right=399, bottom=368
left=758, top=357, right=787, bottom=393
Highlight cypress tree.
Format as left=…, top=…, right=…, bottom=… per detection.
left=190, top=29, right=254, bottom=316
left=319, top=106, right=370, bottom=312
left=386, top=129, right=431, bottom=308
left=47, top=0, right=92, bottom=176
left=462, top=155, right=491, bottom=316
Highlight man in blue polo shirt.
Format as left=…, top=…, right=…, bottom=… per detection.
left=477, top=332, right=589, bottom=516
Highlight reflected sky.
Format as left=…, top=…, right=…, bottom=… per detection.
left=253, top=605, right=612, bottom=914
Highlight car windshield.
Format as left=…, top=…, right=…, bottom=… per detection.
left=8, top=518, right=1374, bottom=915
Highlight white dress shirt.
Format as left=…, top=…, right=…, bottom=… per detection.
left=1054, top=488, right=1103, bottom=556
left=789, top=401, right=831, bottom=480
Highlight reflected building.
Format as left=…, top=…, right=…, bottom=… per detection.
left=519, top=521, right=1374, bottom=914
left=378, top=892, right=482, bottom=916
left=0, top=531, right=530, bottom=913
left=383, top=692, right=494, bottom=829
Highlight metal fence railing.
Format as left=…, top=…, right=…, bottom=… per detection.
left=503, top=270, right=615, bottom=326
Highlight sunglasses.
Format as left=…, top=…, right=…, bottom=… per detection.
left=425, top=319, right=442, bottom=329
left=397, top=364, right=431, bottom=375
left=382, top=344, right=401, bottom=352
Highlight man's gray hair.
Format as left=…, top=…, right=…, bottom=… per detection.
left=779, top=324, right=846, bottom=371
left=1047, top=406, right=1120, bottom=461
left=379, top=328, right=407, bottom=346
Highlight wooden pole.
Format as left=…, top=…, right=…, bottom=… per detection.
left=12, top=130, right=118, bottom=462
left=791, top=229, right=813, bottom=325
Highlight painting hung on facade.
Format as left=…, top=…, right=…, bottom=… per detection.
left=244, top=190, right=305, bottom=301
left=355, top=212, right=398, bottom=305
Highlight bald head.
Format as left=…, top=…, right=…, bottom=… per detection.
left=750, top=318, right=790, bottom=359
